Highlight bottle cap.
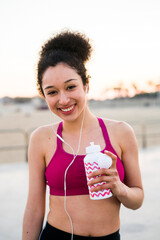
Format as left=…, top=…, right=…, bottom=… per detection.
left=86, top=142, right=101, bottom=154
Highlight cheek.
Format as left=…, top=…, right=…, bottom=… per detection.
left=45, top=97, right=56, bottom=109
left=77, top=93, right=86, bottom=108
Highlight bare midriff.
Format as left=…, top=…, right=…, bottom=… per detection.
left=47, top=195, right=120, bottom=237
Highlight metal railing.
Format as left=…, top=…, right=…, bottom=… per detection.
left=0, top=124, right=160, bottom=162
left=0, top=128, right=29, bottom=162
left=131, top=121, right=160, bottom=148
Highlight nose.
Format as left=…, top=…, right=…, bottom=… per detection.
left=59, top=91, right=70, bottom=105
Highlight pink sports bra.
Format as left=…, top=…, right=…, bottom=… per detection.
left=45, top=118, right=125, bottom=196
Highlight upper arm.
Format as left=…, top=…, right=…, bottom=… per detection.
left=119, top=122, right=143, bottom=190
left=26, top=128, right=46, bottom=216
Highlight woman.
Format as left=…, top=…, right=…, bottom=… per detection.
left=22, top=31, right=144, bottom=240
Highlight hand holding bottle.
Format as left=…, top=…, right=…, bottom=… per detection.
left=84, top=142, right=113, bottom=200
left=88, top=150, right=124, bottom=198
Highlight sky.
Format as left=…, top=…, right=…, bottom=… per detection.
left=0, top=0, right=160, bottom=99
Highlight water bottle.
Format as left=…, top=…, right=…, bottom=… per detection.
left=84, top=142, right=113, bottom=200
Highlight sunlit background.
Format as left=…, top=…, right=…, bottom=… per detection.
left=0, top=0, right=160, bottom=100
left=0, top=2, right=160, bottom=240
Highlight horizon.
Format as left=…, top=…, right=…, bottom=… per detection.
left=1, top=84, right=159, bottom=101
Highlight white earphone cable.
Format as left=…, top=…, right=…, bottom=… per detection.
left=52, top=94, right=87, bottom=240
left=63, top=102, right=86, bottom=240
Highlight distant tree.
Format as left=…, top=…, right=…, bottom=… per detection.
left=155, top=84, right=160, bottom=92
left=101, top=79, right=159, bottom=100
left=131, top=82, right=139, bottom=95
left=147, top=80, right=156, bottom=92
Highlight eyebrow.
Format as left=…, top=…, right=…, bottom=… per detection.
left=44, top=79, right=78, bottom=90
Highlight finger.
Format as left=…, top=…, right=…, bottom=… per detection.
left=88, top=167, right=117, bottom=179
left=104, top=150, right=117, bottom=169
left=90, top=182, right=111, bottom=193
left=88, top=168, right=110, bottom=179
left=88, top=175, right=112, bottom=186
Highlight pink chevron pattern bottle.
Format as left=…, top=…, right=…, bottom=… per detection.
left=84, top=142, right=112, bottom=200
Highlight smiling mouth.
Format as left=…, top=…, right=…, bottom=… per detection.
left=59, top=104, right=75, bottom=112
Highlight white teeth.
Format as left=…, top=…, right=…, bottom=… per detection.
left=61, top=105, right=74, bottom=112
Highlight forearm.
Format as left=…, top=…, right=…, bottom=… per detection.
left=22, top=209, right=44, bottom=240
left=117, top=183, right=144, bottom=210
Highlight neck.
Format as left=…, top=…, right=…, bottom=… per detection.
left=62, top=106, right=96, bottom=134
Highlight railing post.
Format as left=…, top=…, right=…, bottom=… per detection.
left=141, top=123, right=147, bottom=148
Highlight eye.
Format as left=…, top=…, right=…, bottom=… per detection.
left=47, top=90, right=57, bottom=95
left=67, top=85, right=76, bottom=90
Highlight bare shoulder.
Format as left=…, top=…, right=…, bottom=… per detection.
left=102, top=118, right=134, bottom=135
left=30, top=122, right=59, bottom=141
left=102, top=118, right=137, bottom=149
left=29, top=122, right=60, bottom=153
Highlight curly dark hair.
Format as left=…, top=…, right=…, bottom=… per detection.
left=37, top=30, right=92, bottom=96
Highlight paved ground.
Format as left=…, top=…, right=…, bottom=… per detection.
left=0, top=146, right=160, bottom=240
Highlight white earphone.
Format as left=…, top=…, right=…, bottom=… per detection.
left=85, top=86, right=88, bottom=94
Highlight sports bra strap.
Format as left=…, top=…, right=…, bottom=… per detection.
left=97, top=118, right=111, bottom=147
left=56, top=118, right=111, bottom=149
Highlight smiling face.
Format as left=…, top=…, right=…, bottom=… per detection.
left=42, top=63, right=87, bottom=122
